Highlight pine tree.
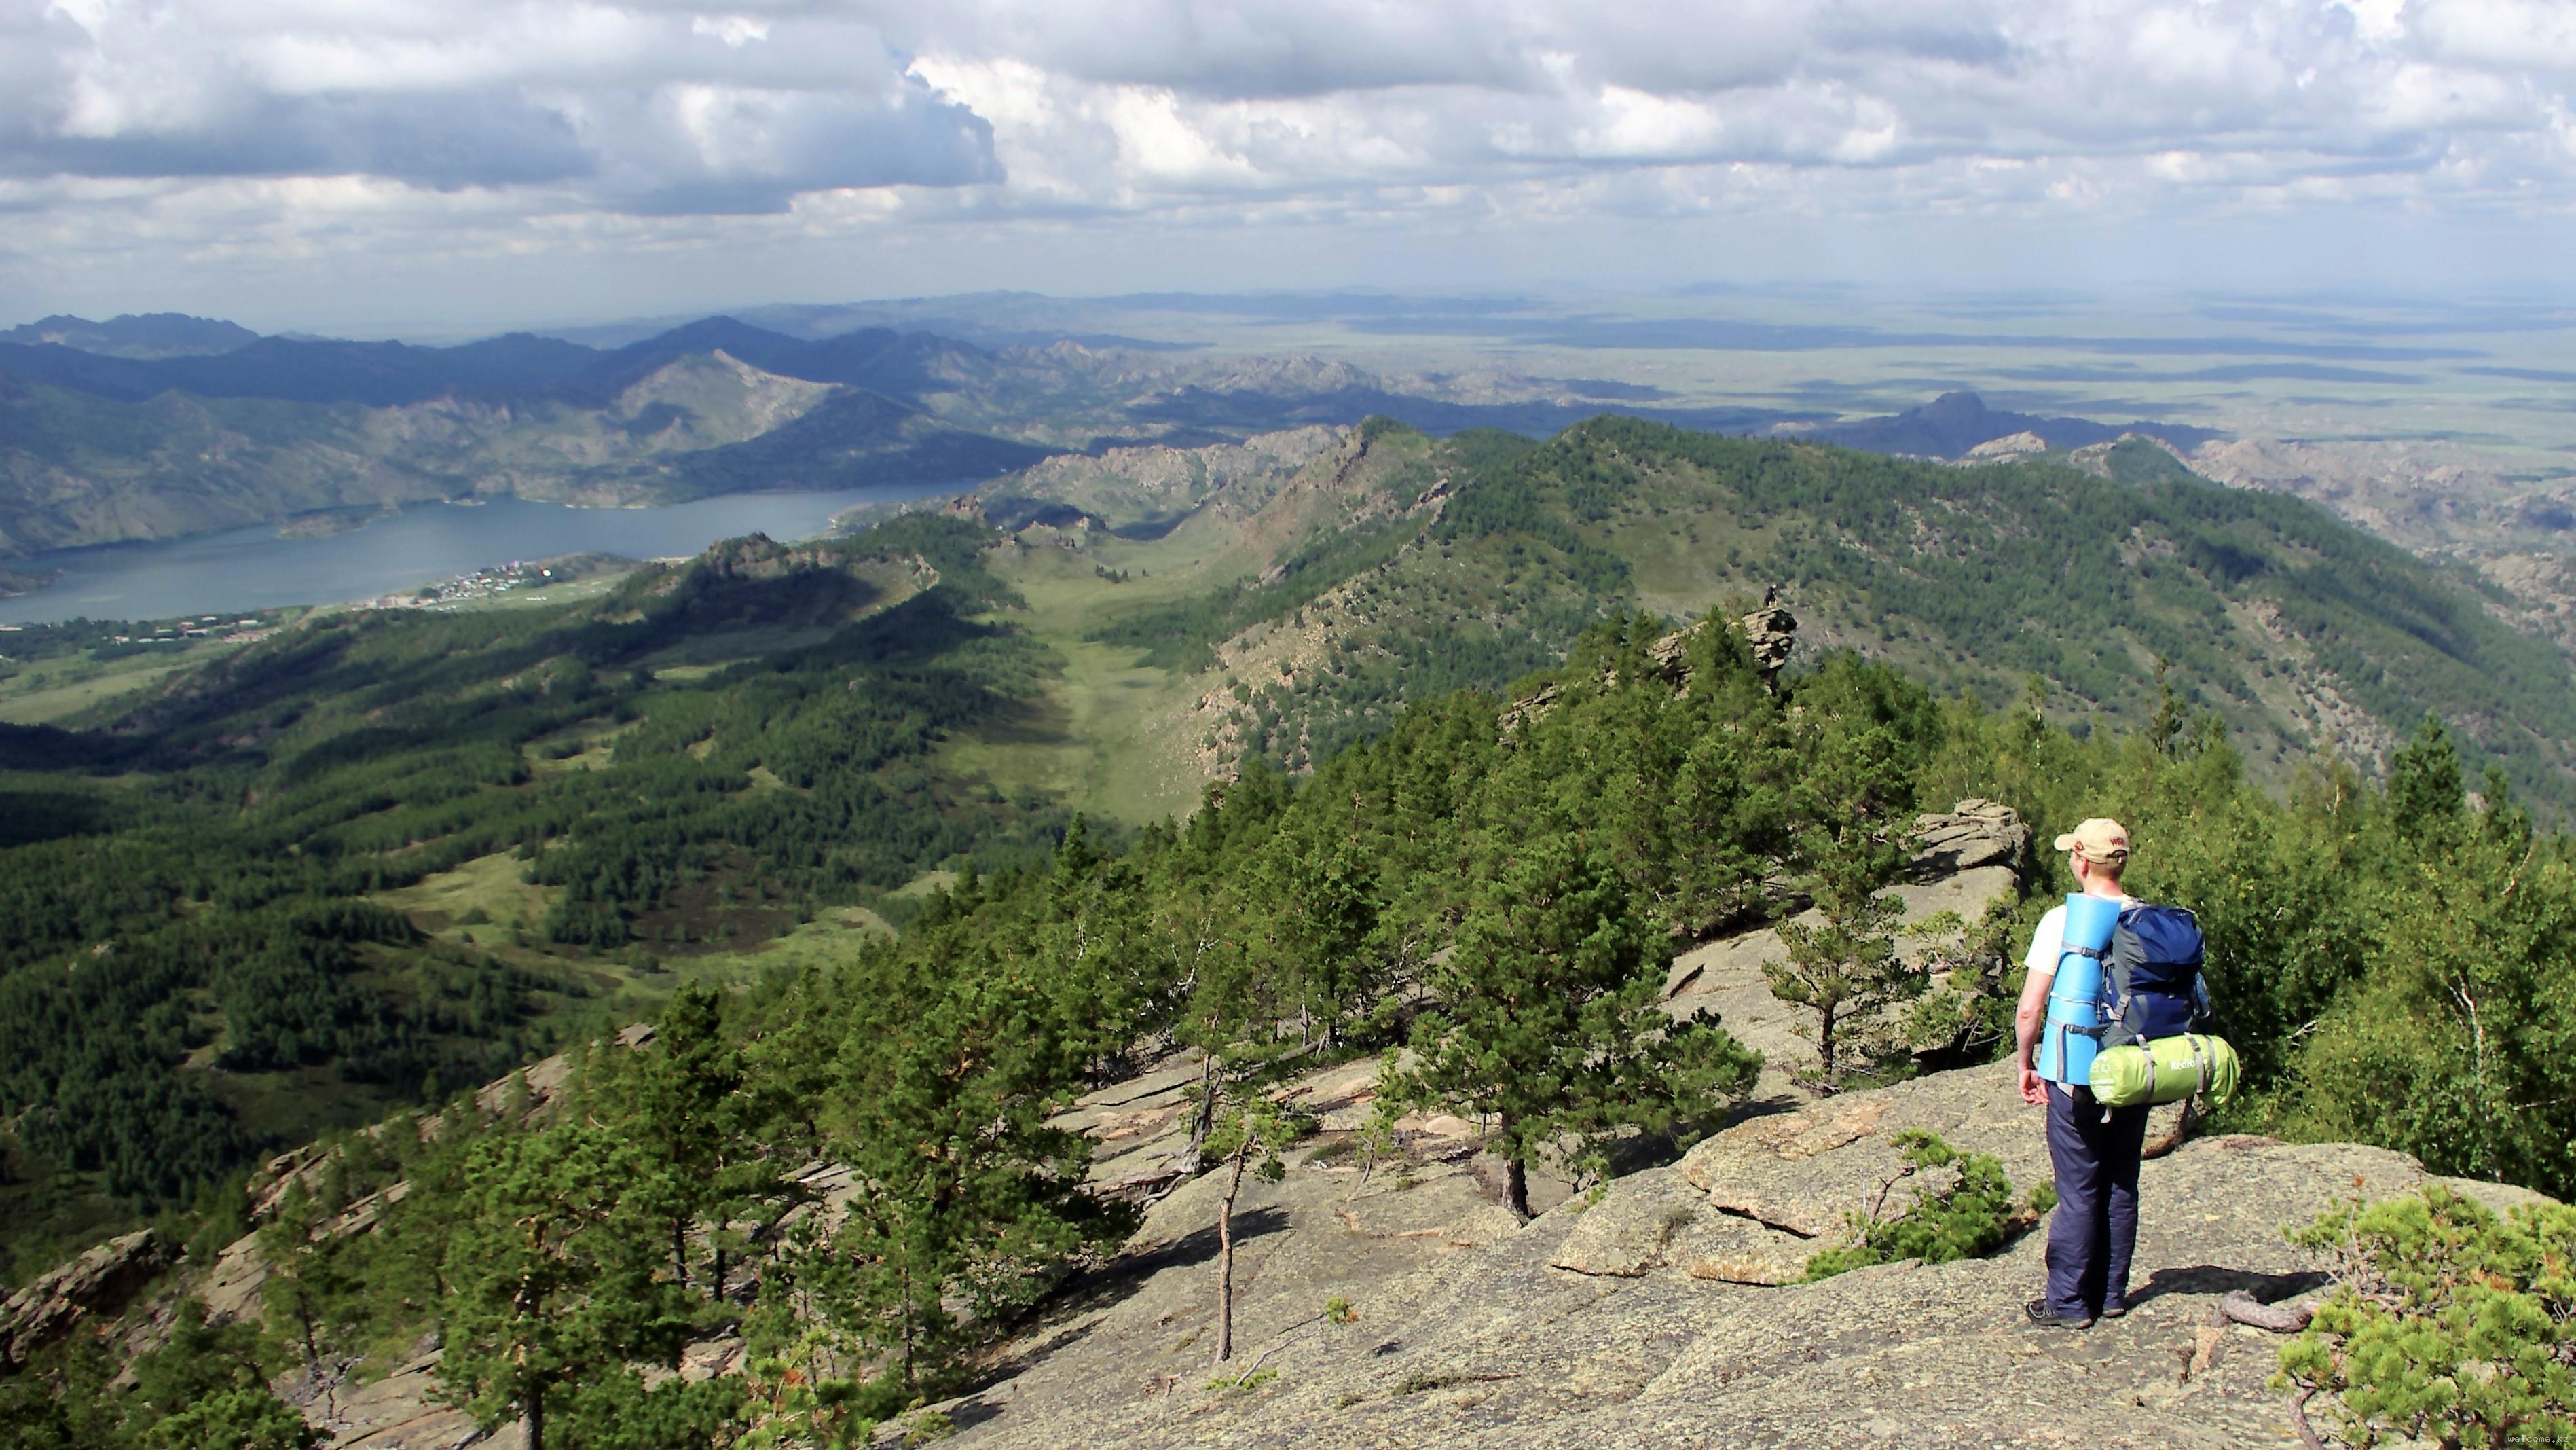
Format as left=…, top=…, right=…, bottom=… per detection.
left=2387, top=711, right=2466, bottom=843
left=257, top=1180, right=357, bottom=1424
left=1169, top=911, right=1311, bottom=1363
left=434, top=1122, right=696, bottom=1450
left=2291, top=778, right=2576, bottom=1194
left=1767, top=898, right=1908, bottom=1087
left=1037, top=820, right=1184, bottom=1079
left=1250, top=815, right=1384, bottom=1046
left=612, top=980, right=798, bottom=1304
left=815, top=933, right=1137, bottom=1399
left=1385, top=834, right=1761, bottom=1218
left=119, top=1303, right=306, bottom=1450
left=1765, top=716, right=1919, bottom=1087
left=2146, top=656, right=2187, bottom=757
left=139, top=1388, right=320, bottom=1450
left=1202, top=1091, right=1304, bottom=1364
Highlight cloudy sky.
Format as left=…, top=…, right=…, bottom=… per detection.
left=4, top=0, right=2574, bottom=333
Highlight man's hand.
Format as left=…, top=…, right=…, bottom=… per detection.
left=2019, top=1066, right=2048, bottom=1106
left=2014, top=962, right=2053, bottom=1108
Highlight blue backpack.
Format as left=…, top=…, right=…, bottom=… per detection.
left=2082, top=904, right=2212, bottom=1051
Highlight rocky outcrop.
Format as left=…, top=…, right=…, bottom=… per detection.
left=2, top=1229, right=173, bottom=1368
left=977, top=427, right=1340, bottom=536
left=1964, top=430, right=2048, bottom=460
left=1740, top=602, right=1796, bottom=684
left=1676, top=1064, right=2044, bottom=1239
left=1510, top=606, right=1799, bottom=740
left=287, top=1351, right=514, bottom=1450
left=1660, top=800, right=2025, bottom=1081
left=1910, top=797, right=2028, bottom=882
left=928, top=1058, right=2550, bottom=1450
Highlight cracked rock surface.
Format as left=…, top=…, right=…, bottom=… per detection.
left=1659, top=799, right=2025, bottom=1087
left=937, top=1060, right=2549, bottom=1450
left=1, top=1229, right=172, bottom=1369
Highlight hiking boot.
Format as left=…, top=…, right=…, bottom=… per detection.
left=2100, top=1303, right=2129, bottom=1320
left=2025, top=1297, right=2093, bottom=1330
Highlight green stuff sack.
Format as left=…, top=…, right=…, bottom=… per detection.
left=2087, top=1033, right=2239, bottom=1108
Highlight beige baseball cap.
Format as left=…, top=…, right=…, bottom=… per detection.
left=2053, top=817, right=2131, bottom=860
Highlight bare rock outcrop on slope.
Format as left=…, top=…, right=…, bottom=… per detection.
left=1909, top=797, right=2028, bottom=881
left=1737, top=604, right=1797, bottom=685
left=1964, top=430, right=2049, bottom=461
left=1660, top=800, right=2025, bottom=1081
left=1, top=1229, right=174, bottom=1369
left=976, top=426, right=1340, bottom=534
left=933, top=1060, right=2550, bottom=1450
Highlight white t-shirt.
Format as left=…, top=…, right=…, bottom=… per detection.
left=2023, top=896, right=2137, bottom=981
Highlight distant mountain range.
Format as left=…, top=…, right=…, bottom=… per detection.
left=0, top=313, right=261, bottom=360
left=0, top=310, right=2257, bottom=570
left=0, top=318, right=988, bottom=410
left=0, top=311, right=1822, bottom=561
left=1779, top=391, right=2224, bottom=458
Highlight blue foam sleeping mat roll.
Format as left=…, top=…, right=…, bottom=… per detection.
left=2036, top=892, right=2121, bottom=1086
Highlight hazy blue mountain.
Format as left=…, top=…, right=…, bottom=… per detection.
left=644, top=386, right=1060, bottom=497
left=1789, top=391, right=2224, bottom=458
left=0, top=312, right=261, bottom=359
left=566, top=319, right=1001, bottom=403
left=0, top=331, right=601, bottom=406
left=0, top=316, right=999, bottom=412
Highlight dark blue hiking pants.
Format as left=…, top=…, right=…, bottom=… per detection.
left=2044, top=1081, right=2150, bottom=1318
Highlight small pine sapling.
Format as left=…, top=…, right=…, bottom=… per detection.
left=2278, top=1184, right=2575, bottom=1450
left=1801, top=1130, right=2053, bottom=1280
left=1204, top=1094, right=1308, bottom=1365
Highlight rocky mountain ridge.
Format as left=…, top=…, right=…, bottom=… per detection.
left=955, top=415, right=2576, bottom=812
left=944, top=1068, right=2539, bottom=1450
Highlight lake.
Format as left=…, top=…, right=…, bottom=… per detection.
left=0, top=486, right=955, bottom=625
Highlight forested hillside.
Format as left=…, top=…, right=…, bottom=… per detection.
left=1037, top=419, right=2576, bottom=813
left=10, top=410, right=2576, bottom=1284
left=0, top=517, right=1076, bottom=1280
left=5, top=407, right=2576, bottom=1450
left=5, top=605, right=2569, bottom=1447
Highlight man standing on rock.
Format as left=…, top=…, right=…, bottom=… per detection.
left=2014, top=818, right=2148, bottom=1330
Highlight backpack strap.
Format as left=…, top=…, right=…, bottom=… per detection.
left=2094, top=918, right=2140, bottom=1048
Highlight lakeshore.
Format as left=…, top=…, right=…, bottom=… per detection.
left=0, top=484, right=958, bottom=626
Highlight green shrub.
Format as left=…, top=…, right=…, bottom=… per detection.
left=141, top=1385, right=326, bottom=1450
left=2278, top=1184, right=2575, bottom=1449
left=1803, top=1130, right=2053, bottom=1280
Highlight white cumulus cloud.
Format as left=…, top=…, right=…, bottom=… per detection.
left=4, top=0, right=2576, bottom=325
